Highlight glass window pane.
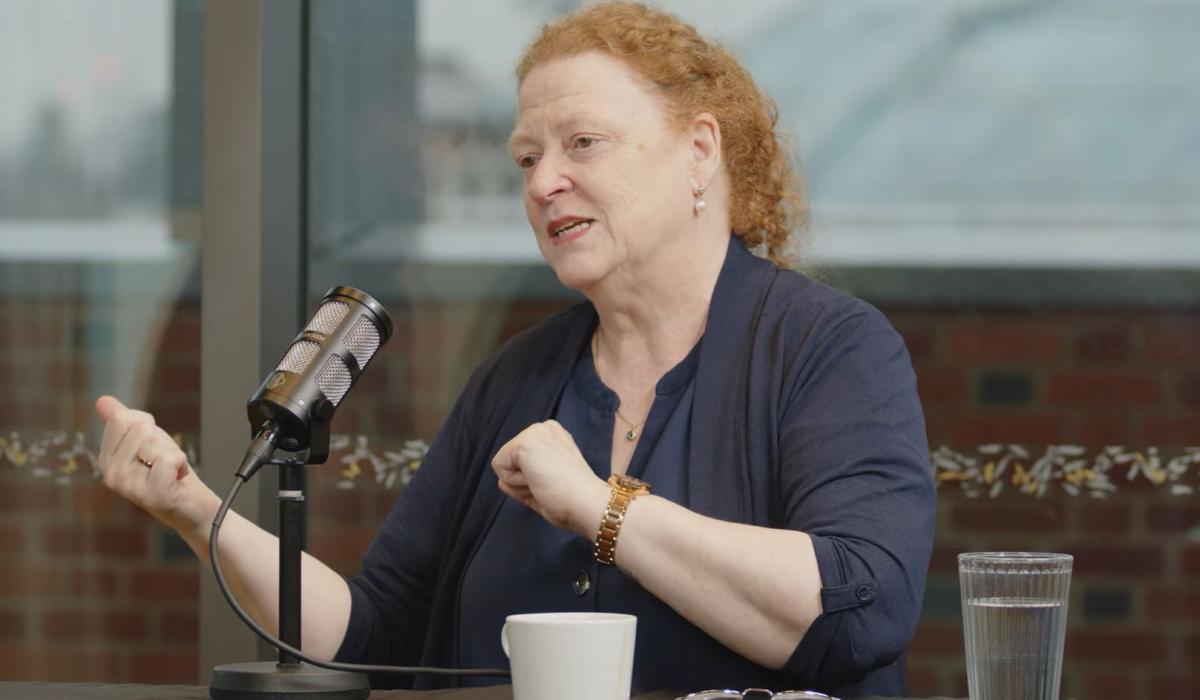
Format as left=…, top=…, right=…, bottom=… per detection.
left=0, top=0, right=203, bottom=683
left=306, top=2, right=1198, bottom=698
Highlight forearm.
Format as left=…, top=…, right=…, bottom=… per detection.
left=179, top=488, right=352, bottom=660
left=602, top=494, right=823, bottom=669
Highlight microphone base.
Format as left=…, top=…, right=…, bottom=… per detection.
left=209, top=661, right=370, bottom=700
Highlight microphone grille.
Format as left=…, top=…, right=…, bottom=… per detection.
left=276, top=340, right=321, bottom=374
left=306, top=301, right=349, bottom=335
left=344, top=315, right=382, bottom=370
left=315, top=355, right=352, bottom=406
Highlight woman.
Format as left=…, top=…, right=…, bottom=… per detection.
left=95, top=3, right=934, bottom=696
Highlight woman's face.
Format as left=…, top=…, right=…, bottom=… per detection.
left=509, top=51, right=697, bottom=291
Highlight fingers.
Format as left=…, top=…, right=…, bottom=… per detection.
left=497, top=479, right=534, bottom=509
left=140, top=433, right=190, bottom=482
left=95, top=397, right=163, bottom=494
left=94, top=395, right=126, bottom=422
left=111, top=420, right=154, bottom=471
left=145, top=440, right=189, bottom=494
left=97, top=398, right=155, bottom=464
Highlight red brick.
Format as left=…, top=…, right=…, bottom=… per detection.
left=1142, top=416, right=1200, bottom=446
left=1184, top=546, right=1200, bottom=578
left=928, top=544, right=963, bottom=574
left=42, top=610, right=99, bottom=639
left=895, top=327, right=937, bottom=363
left=1147, top=504, right=1200, bottom=533
left=1080, top=502, right=1132, bottom=533
left=1074, top=327, right=1132, bottom=364
left=43, top=526, right=148, bottom=558
left=0, top=402, right=58, bottom=429
left=915, top=367, right=967, bottom=403
left=905, top=664, right=941, bottom=697
left=310, top=489, right=364, bottom=521
left=0, top=525, right=25, bottom=556
left=1178, top=373, right=1200, bottom=412
left=143, top=405, right=200, bottom=433
left=1046, top=371, right=1162, bottom=406
left=48, top=358, right=87, bottom=391
left=0, top=485, right=61, bottom=513
left=0, top=647, right=46, bottom=680
left=1143, top=328, right=1200, bottom=366
left=908, top=622, right=963, bottom=656
left=1066, top=544, right=1163, bottom=577
left=946, top=324, right=1064, bottom=363
left=103, top=610, right=148, bottom=641
left=945, top=412, right=1068, bottom=446
left=159, top=312, right=202, bottom=355
left=1068, top=630, right=1166, bottom=661
left=307, top=528, right=375, bottom=577
left=1082, top=671, right=1136, bottom=699
left=159, top=612, right=198, bottom=643
left=1144, top=585, right=1200, bottom=620
left=132, top=652, right=198, bottom=684
left=377, top=403, right=416, bottom=434
left=0, top=646, right=119, bottom=682
left=71, top=483, right=143, bottom=520
left=0, top=609, right=26, bottom=639
left=952, top=501, right=1066, bottom=532
left=130, top=570, right=199, bottom=600
left=1074, top=413, right=1134, bottom=448
left=0, top=568, right=62, bottom=597
left=1150, top=674, right=1200, bottom=700
left=48, top=650, right=121, bottom=682
left=153, top=364, right=200, bottom=395
left=69, top=569, right=120, bottom=597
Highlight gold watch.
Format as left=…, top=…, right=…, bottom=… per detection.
left=594, top=474, right=651, bottom=565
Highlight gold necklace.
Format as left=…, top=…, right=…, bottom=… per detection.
left=592, top=331, right=646, bottom=441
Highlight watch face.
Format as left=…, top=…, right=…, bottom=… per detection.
left=614, top=474, right=650, bottom=491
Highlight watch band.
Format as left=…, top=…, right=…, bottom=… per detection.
left=594, top=474, right=651, bottom=565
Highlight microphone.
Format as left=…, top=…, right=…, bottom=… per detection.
left=209, top=285, right=509, bottom=698
left=235, top=286, right=392, bottom=479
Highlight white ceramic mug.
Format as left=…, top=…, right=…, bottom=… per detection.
left=500, top=612, right=637, bottom=700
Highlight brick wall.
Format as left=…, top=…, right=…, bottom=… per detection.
left=1, top=295, right=1196, bottom=695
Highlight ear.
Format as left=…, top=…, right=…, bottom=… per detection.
left=687, top=112, right=722, bottom=191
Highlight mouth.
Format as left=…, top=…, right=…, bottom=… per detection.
left=547, top=217, right=595, bottom=241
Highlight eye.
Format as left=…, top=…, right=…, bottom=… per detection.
left=573, top=135, right=597, bottom=150
left=516, top=153, right=539, bottom=169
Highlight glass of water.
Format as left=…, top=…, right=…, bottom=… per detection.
left=959, top=552, right=1072, bottom=700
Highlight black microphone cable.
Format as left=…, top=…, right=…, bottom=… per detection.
left=208, top=436, right=512, bottom=680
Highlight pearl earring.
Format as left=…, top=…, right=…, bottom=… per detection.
left=694, top=186, right=707, bottom=214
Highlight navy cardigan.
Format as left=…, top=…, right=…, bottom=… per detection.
left=335, top=239, right=936, bottom=697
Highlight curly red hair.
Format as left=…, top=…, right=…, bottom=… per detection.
left=516, top=1, right=805, bottom=266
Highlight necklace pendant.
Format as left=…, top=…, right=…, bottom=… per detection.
left=625, top=429, right=638, bottom=441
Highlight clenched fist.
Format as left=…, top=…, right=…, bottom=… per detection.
left=491, top=420, right=609, bottom=537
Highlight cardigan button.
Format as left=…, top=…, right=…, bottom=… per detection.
left=572, top=570, right=591, bottom=596
left=855, top=584, right=875, bottom=602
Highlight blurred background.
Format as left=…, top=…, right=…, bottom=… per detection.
left=0, top=0, right=1196, bottom=696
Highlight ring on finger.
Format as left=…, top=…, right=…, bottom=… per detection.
left=135, top=452, right=154, bottom=468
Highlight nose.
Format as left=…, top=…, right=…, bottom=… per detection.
left=526, top=152, right=572, bottom=204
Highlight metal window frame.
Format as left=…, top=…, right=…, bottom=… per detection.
left=200, top=0, right=307, bottom=675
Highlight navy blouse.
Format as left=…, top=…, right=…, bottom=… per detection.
left=334, top=239, right=935, bottom=697
left=457, top=337, right=731, bottom=691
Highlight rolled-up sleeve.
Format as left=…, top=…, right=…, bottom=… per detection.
left=777, top=306, right=935, bottom=686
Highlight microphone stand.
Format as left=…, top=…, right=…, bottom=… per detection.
left=209, top=420, right=370, bottom=700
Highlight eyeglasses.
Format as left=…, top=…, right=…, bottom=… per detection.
left=676, top=690, right=840, bottom=700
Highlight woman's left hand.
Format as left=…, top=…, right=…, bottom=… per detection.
left=491, top=420, right=609, bottom=536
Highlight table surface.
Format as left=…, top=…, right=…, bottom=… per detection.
left=0, top=684, right=689, bottom=699
left=0, top=683, right=940, bottom=699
